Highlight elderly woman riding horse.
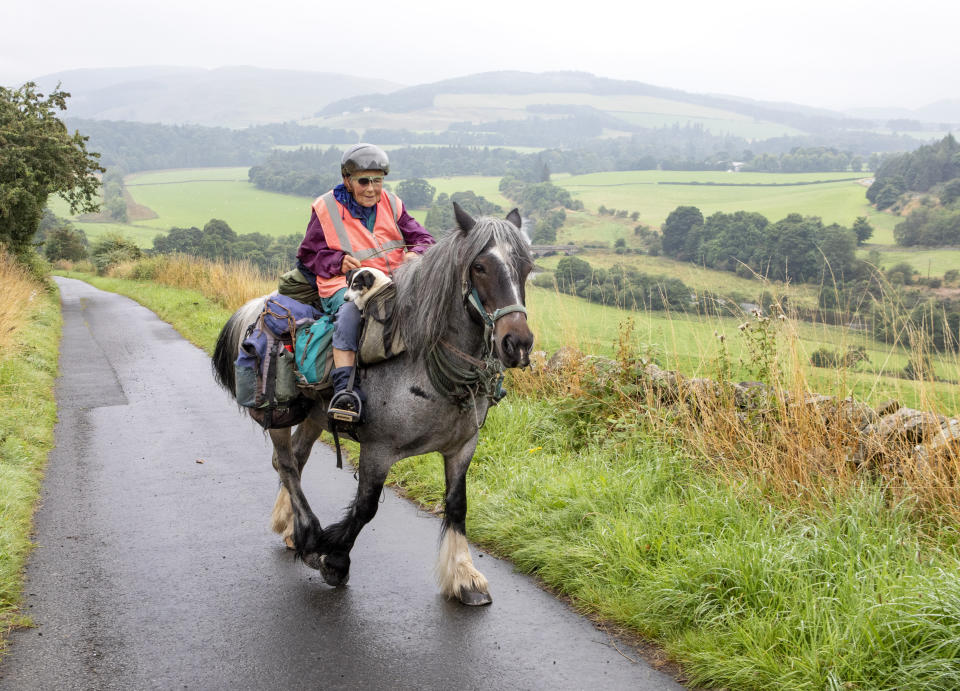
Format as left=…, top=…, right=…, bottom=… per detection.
left=212, top=203, right=534, bottom=605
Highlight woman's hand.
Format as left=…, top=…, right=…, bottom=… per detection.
left=341, top=254, right=362, bottom=273
left=403, top=251, right=418, bottom=263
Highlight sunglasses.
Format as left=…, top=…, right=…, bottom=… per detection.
left=353, top=176, right=384, bottom=187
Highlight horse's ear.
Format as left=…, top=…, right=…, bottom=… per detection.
left=453, top=202, right=475, bottom=234
left=506, top=208, right=521, bottom=229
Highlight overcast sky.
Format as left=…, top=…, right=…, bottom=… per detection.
left=4, top=0, right=956, bottom=111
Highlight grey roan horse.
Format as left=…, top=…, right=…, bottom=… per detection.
left=212, top=204, right=534, bottom=605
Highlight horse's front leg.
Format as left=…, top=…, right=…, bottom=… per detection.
left=270, top=413, right=325, bottom=549
left=269, top=425, right=326, bottom=569
left=314, top=448, right=390, bottom=587
left=436, top=436, right=491, bottom=606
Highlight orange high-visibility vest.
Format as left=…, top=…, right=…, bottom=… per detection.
left=311, top=189, right=406, bottom=298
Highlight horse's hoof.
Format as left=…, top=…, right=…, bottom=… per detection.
left=301, top=552, right=324, bottom=571
left=319, top=554, right=350, bottom=587
left=458, top=588, right=493, bottom=606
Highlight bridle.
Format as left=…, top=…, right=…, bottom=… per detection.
left=424, top=257, right=529, bottom=417
left=465, top=286, right=527, bottom=350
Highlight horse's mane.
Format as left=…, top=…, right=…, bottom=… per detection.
left=393, top=217, right=532, bottom=359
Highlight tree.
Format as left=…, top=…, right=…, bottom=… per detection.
left=555, top=255, right=593, bottom=292
left=760, top=214, right=822, bottom=282
left=199, top=219, right=238, bottom=260
left=154, top=226, right=203, bottom=255
left=852, top=216, right=873, bottom=245
left=425, top=191, right=503, bottom=233
left=43, top=223, right=88, bottom=261
left=395, top=178, right=436, bottom=209
left=817, top=224, right=859, bottom=280
left=940, top=177, right=960, bottom=206
left=0, top=83, right=103, bottom=254
left=539, top=159, right=551, bottom=182
left=661, top=206, right=703, bottom=258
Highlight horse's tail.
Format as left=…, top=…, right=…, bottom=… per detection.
left=212, top=297, right=263, bottom=397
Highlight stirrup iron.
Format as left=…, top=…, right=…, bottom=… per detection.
left=328, top=390, right=362, bottom=423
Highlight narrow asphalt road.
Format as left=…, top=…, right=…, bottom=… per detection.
left=0, top=277, right=683, bottom=690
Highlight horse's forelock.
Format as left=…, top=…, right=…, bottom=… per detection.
left=395, top=216, right=529, bottom=358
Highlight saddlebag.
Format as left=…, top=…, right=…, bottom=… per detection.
left=357, top=282, right=406, bottom=366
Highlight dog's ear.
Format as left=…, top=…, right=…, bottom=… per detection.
left=345, top=268, right=357, bottom=284
left=360, top=271, right=376, bottom=289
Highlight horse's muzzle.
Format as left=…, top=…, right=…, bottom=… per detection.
left=496, top=314, right=534, bottom=369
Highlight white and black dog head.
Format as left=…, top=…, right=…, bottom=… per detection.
left=343, top=266, right=392, bottom=310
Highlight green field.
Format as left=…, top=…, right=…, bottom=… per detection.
left=861, top=245, right=960, bottom=275
left=554, top=171, right=892, bottom=234
left=125, top=167, right=309, bottom=236
left=526, top=284, right=960, bottom=413
left=49, top=167, right=313, bottom=247
left=47, top=166, right=956, bottom=278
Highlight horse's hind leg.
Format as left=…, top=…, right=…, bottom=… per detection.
left=270, top=488, right=295, bottom=549
left=269, top=423, right=326, bottom=568
left=436, top=437, right=491, bottom=606
left=270, top=416, right=324, bottom=549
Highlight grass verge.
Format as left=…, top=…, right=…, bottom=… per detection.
left=0, top=258, right=61, bottom=657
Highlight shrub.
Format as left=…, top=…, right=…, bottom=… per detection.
left=810, top=347, right=839, bottom=368
left=90, top=234, right=142, bottom=274
left=44, top=225, right=88, bottom=262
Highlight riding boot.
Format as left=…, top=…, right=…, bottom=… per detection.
left=327, top=366, right=364, bottom=423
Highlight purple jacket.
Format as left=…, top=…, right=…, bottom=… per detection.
left=296, top=184, right=435, bottom=281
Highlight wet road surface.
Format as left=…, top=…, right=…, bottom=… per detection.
left=0, top=277, right=683, bottom=690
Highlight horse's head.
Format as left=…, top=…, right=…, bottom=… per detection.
left=454, top=203, right=535, bottom=368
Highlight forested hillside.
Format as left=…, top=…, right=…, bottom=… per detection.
left=868, top=134, right=960, bottom=207
left=864, top=135, right=960, bottom=248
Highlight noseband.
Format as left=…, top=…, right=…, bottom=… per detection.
left=466, top=287, right=527, bottom=345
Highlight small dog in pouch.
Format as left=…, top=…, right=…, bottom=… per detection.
left=343, top=266, right=393, bottom=311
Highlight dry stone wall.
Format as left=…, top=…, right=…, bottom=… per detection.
left=540, top=347, right=960, bottom=473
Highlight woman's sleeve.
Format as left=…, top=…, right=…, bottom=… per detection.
left=397, top=206, right=436, bottom=254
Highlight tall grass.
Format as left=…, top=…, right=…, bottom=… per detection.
left=0, top=252, right=43, bottom=350
left=0, top=251, right=60, bottom=656
left=107, top=254, right=275, bottom=310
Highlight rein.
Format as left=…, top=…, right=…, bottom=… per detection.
left=424, top=286, right=526, bottom=417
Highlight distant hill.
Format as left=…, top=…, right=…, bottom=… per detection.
left=313, top=70, right=872, bottom=139
left=29, top=66, right=403, bottom=127
left=846, top=100, right=960, bottom=127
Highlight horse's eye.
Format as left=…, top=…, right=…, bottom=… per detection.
left=472, top=263, right=485, bottom=274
